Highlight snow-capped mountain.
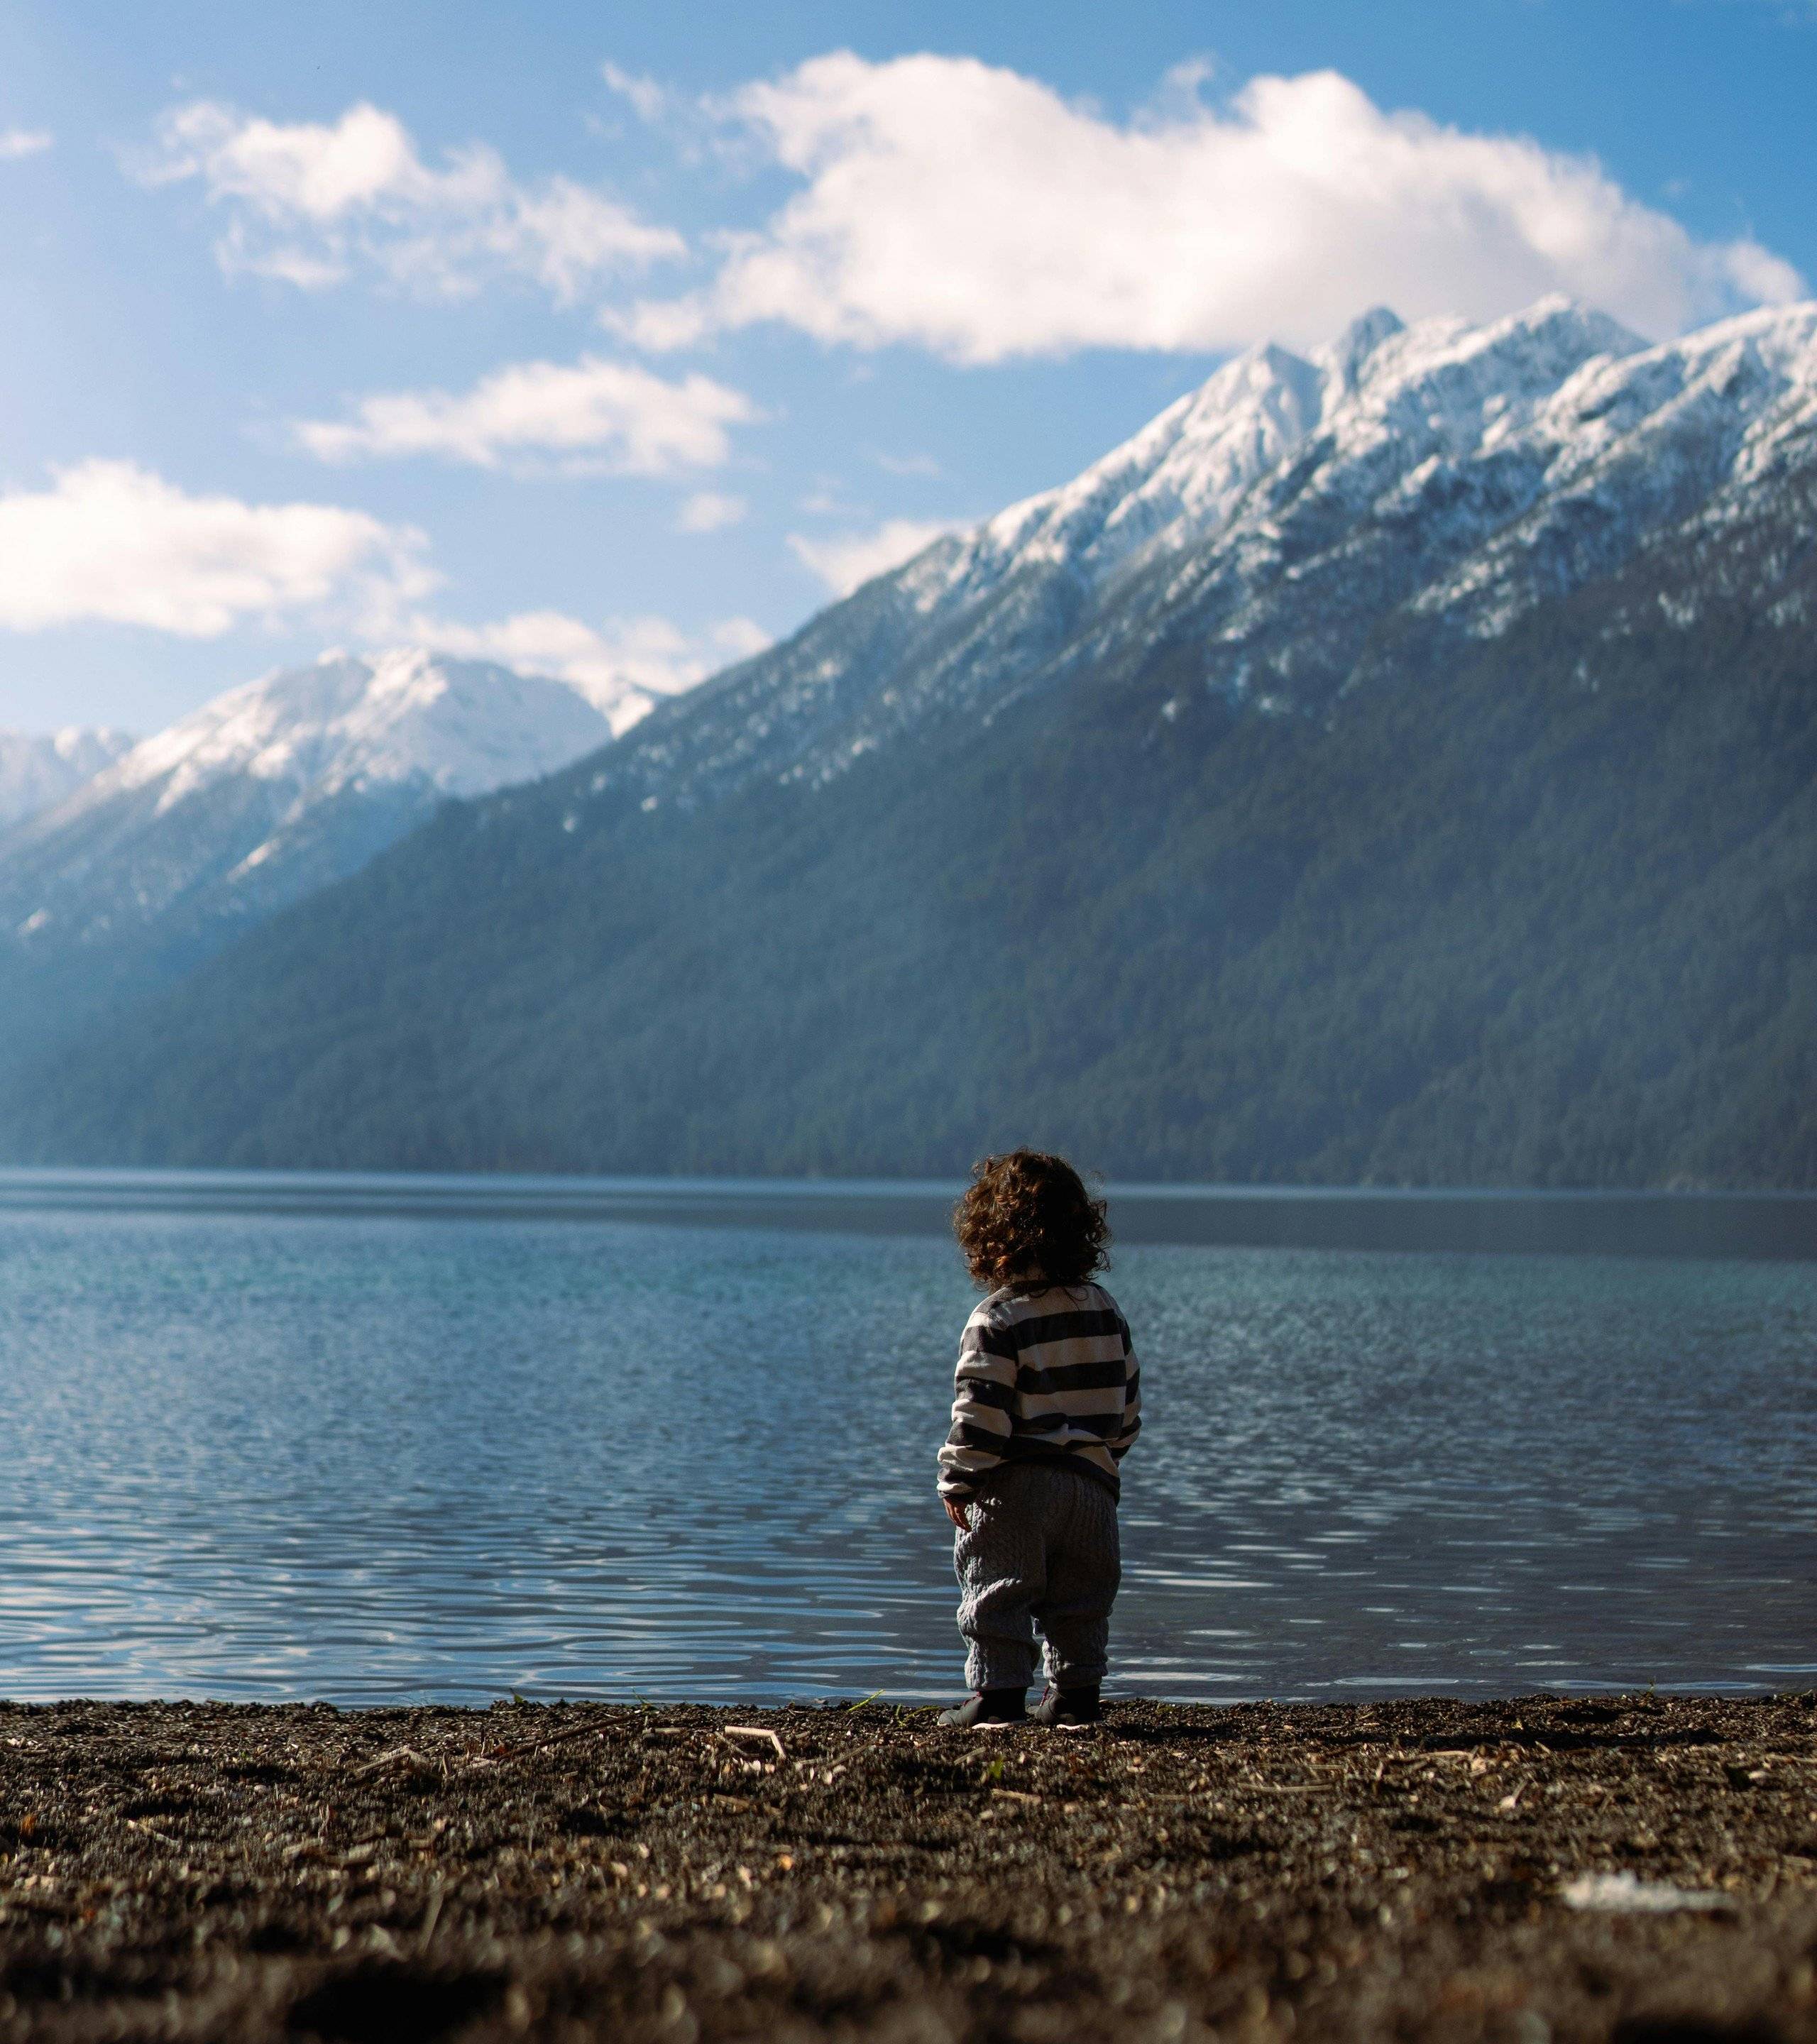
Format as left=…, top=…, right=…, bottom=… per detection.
left=576, top=295, right=1816, bottom=812
left=0, top=727, right=135, bottom=828
left=0, top=649, right=616, bottom=1057
left=9, top=292, right=1817, bottom=1184
left=93, top=644, right=613, bottom=814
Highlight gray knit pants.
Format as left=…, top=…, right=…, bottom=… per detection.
left=953, top=1461, right=1121, bottom=1693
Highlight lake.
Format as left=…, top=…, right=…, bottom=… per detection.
left=1, top=1171, right=1813, bottom=1704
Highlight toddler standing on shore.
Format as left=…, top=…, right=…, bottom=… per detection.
left=936, top=1150, right=1141, bottom=1729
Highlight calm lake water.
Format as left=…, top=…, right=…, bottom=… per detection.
left=1, top=1176, right=1813, bottom=1703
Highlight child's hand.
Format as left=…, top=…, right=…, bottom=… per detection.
left=943, top=1497, right=971, bottom=1531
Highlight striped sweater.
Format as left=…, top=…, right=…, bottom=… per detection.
left=937, top=1281, right=1142, bottom=1502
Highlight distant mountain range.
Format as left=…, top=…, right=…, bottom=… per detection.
left=0, top=727, right=136, bottom=828
left=6, top=295, right=1817, bottom=1185
left=0, top=649, right=613, bottom=1065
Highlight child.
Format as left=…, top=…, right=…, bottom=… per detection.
left=936, top=1150, right=1141, bottom=1728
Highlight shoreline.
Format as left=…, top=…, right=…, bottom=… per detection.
left=6, top=1165, right=1817, bottom=1260
left=1, top=1692, right=1813, bottom=2040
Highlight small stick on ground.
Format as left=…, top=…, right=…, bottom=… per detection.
left=349, top=1744, right=432, bottom=1779
left=725, top=1726, right=786, bottom=1759
left=417, top=1881, right=446, bottom=1952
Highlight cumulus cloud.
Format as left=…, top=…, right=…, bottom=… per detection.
left=294, top=356, right=760, bottom=473
left=0, top=460, right=432, bottom=637
left=141, top=99, right=683, bottom=300
left=410, top=609, right=769, bottom=730
left=788, top=517, right=957, bottom=597
left=625, top=55, right=1804, bottom=358
left=676, top=490, right=747, bottom=532
left=0, top=129, right=52, bottom=160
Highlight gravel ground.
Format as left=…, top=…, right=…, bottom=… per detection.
left=0, top=1692, right=1814, bottom=2043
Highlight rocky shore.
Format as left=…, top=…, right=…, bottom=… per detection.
left=1, top=1691, right=1813, bottom=2042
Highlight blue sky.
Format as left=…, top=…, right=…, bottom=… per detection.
left=1, top=0, right=1813, bottom=735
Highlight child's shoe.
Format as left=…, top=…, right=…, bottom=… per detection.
left=937, top=1687, right=1028, bottom=1728
left=1030, top=1683, right=1101, bottom=1728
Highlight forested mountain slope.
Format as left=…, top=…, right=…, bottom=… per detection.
left=7, top=297, right=1817, bottom=1185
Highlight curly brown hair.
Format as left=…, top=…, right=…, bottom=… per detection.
left=953, top=1149, right=1111, bottom=1292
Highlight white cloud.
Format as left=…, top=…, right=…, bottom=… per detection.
left=409, top=609, right=769, bottom=731
left=141, top=99, right=684, bottom=301
left=626, top=55, right=1804, bottom=358
left=295, top=356, right=760, bottom=473
left=601, top=62, right=668, bottom=124
left=788, top=517, right=957, bottom=597
left=876, top=450, right=943, bottom=478
left=676, top=490, right=747, bottom=532
left=0, top=460, right=432, bottom=637
left=0, top=129, right=52, bottom=160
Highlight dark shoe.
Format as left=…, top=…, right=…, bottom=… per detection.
left=1030, top=1683, right=1101, bottom=1727
left=937, top=1687, right=1028, bottom=1728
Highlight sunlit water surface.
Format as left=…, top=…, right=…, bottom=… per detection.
left=1, top=1202, right=1812, bottom=1702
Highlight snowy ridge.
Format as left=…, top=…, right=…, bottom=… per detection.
left=900, top=297, right=1642, bottom=616
left=94, top=647, right=612, bottom=817
left=675, top=292, right=1817, bottom=807
left=593, top=295, right=1747, bottom=804
left=0, top=649, right=617, bottom=962
left=1412, top=300, right=1817, bottom=633
left=901, top=310, right=1411, bottom=610
left=0, top=727, right=136, bottom=828
left=950, top=339, right=1329, bottom=591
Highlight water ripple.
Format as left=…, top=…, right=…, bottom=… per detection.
left=1, top=1204, right=1813, bottom=1702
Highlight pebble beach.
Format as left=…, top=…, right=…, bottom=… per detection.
left=1, top=1691, right=1813, bottom=2041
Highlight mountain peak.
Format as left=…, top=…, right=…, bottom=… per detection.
left=958, top=331, right=1326, bottom=591
left=103, top=647, right=612, bottom=813
left=1490, top=292, right=1641, bottom=358
left=1318, top=305, right=1405, bottom=392
left=0, top=647, right=623, bottom=984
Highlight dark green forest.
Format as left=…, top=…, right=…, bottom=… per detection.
left=7, top=507, right=1816, bottom=1187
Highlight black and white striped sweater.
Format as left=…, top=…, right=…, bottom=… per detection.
left=936, top=1280, right=1142, bottom=1502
